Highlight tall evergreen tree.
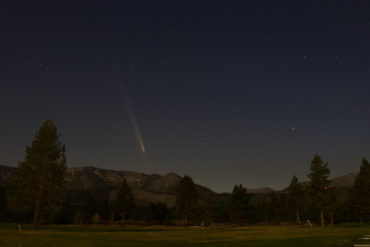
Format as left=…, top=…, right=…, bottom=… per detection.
left=12, top=120, right=66, bottom=229
left=113, top=178, right=135, bottom=225
left=229, top=184, right=250, bottom=224
left=287, top=175, right=304, bottom=225
left=307, top=154, right=330, bottom=226
left=349, top=158, right=370, bottom=222
left=175, top=175, right=199, bottom=225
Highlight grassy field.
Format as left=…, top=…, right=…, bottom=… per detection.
left=1, top=223, right=369, bottom=247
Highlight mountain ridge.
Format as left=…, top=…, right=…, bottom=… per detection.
left=0, top=165, right=357, bottom=205
left=0, top=165, right=215, bottom=206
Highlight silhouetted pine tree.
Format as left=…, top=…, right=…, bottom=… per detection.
left=113, top=178, right=135, bottom=225
left=308, top=154, right=330, bottom=226
left=287, top=175, right=304, bottom=225
left=349, top=158, right=370, bottom=222
left=11, top=120, right=66, bottom=229
left=175, top=176, right=199, bottom=225
left=229, top=184, right=250, bottom=224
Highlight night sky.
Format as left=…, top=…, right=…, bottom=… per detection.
left=1, top=0, right=370, bottom=192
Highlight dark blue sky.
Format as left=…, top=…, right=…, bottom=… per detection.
left=1, top=0, right=370, bottom=192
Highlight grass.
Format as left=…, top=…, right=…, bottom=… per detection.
left=0, top=223, right=369, bottom=247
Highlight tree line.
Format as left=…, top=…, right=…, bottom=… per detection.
left=1, top=120, right=370, bottom=228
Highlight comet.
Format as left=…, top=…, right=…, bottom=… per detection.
left=124, top=94, right=146, bottom=153
left=114, top=66, right=146, bottom=153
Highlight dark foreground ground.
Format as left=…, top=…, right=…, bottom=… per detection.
left=0, top=223, right=369, bottom=247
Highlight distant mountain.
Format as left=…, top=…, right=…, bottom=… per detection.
left=65, top=166, right=217, bottom=206
left=0, top=165, right=358, bottom=205
left=0, top=165, right=215, bottom=206
left=329, top=173, right=357, bottom=188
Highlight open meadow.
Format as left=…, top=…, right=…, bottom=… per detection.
left=1, top=224, right=370, bottom=247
